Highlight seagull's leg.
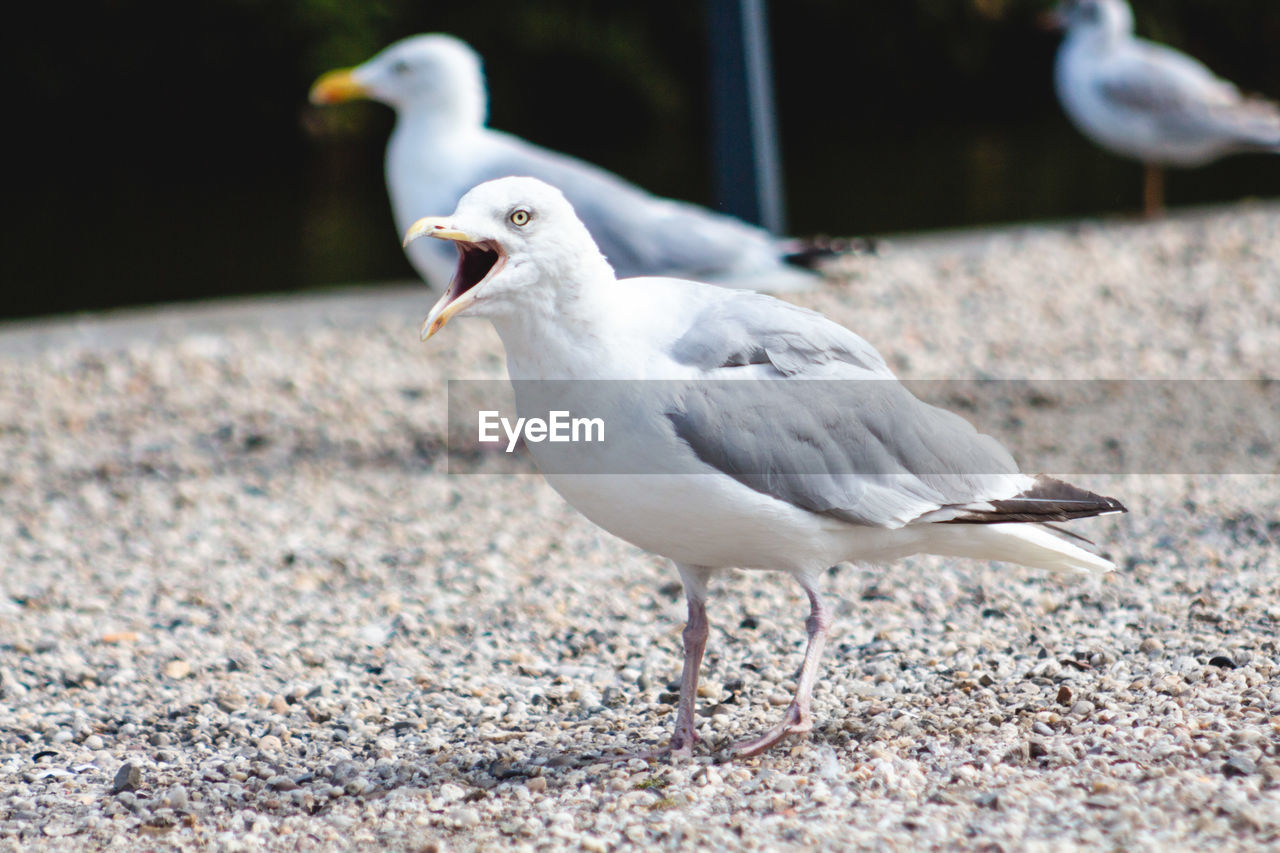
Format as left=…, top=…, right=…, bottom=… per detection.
left=609, top=565, right=711, bottom=763
left=669, top=564, right=713, bottom=758
left=732, top=572, right=832, bottom=757
left=1143, top=163, right=1165, bottom=217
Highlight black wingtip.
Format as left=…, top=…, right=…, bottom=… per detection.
left=1025, top=474, right=1127, bottom=516
left=943, top=475, right=1126, bottom=525
left=781, top=235, right=879, bottom=269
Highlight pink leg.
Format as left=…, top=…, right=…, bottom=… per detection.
left=619, top=565, right=712, bottom=762
left=669, top=592, right=708, bottom=757
left=733, top=578, right=832, bottom=757
left=669, top=564, right=713, bottom=757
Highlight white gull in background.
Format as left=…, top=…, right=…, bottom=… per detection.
left=1051, top=0, right=1280, bottom=215
left=401, top=176, right=1127, bottom=757
left=311, top=34, right=841, bottom=293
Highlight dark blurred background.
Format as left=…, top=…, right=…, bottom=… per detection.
left=7, top=0, right=1280, bottom=321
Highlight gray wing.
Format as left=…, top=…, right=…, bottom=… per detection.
left=665, top=294, right=1028, bottom=528
left=1099, top=42, right=1280, bottom=145
left=668, top=292, right=893, bottom=378
left=474, top=132, right=785, bottom=279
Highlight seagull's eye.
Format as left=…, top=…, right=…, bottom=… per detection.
left=391, top=60, right=412, bottom=76
left=509, top=209, right=531, bottom=227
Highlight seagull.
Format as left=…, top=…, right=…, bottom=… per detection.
left=403, top=176, right=1126, bottom=758
left=1050, top=0, right=1280, bottom=216
left=309, top=34, right=839, bottom=293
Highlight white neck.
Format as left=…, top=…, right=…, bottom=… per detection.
left=1068, top=27, right=1126, bottom=52
left=490, top=256, right=619, bottom=381
left=393, top=94, right=487, bottom=137
left=1067, top=5, right=1133, bottom=52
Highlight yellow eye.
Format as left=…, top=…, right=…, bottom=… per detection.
left=509, top=209, right=530, bottom=226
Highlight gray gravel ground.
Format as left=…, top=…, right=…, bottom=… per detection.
left=2, top=204, right=1279, bottom=851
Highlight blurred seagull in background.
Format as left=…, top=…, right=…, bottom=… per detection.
left=402, top=176, right=1126, bottom=758
left=311, top=34, right=849, bottom=293
left=1050, top=0, right=1280, bottom=216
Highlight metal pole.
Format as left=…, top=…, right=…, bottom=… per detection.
left=707, top=0, right=786, bottom=234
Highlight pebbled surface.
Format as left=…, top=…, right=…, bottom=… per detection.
left=1, top=204, right=1278, bottom=851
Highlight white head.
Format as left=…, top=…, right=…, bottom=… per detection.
left=1055, top=0, right=1135, bottom=42
left=403, top=177, right=615, bottom=340
left=309, top=34, right=487, bottom=127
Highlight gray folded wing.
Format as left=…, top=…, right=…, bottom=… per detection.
left=668, top=293, right=894, bottom=378
left=665, top=294, right=1028, bottom=529
left=1098, top=42, right=1280, bottom=146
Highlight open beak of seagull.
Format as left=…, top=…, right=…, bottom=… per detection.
left=308, top=68, right=369, bottom=104
left=403, top=217, right=508, bottom=340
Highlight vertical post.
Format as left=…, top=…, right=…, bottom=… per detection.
left=707, top=0, right=786, bottom=234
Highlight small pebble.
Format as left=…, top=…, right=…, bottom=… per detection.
left=163, top=785, right=188, bottom=809
left=437, top=783, right=465, bottom=803
left=267, top=775, right=297, bottom=791
left=1223, top=755, right=1257, bottom=778
left=450, top=807, right=481, bottom=829
left=344, top=777, right=372, bottom=796
left=112, top=762, right=141, bottom=794
left=162, top=660, right=191, bottom=680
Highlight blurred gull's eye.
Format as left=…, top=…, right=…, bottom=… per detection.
left=391, top=60, right=411, bottom=75
left=510, top=209, right=531, bottom=226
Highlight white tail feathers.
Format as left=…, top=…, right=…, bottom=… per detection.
left=924, top=522, right=1116, bottom=575
left=979, top=523, right=1115, bottom=574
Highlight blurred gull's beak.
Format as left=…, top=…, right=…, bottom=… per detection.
left=404, top=217, right=506, bottom=340
left=309, top=68, right=368, bottom=105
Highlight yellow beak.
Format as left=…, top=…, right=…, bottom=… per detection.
left=403, top=216, right=479, bottom=341
left=402, top=216, right=473, bottom=248
left=309, top=68, right=368, bottom=105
